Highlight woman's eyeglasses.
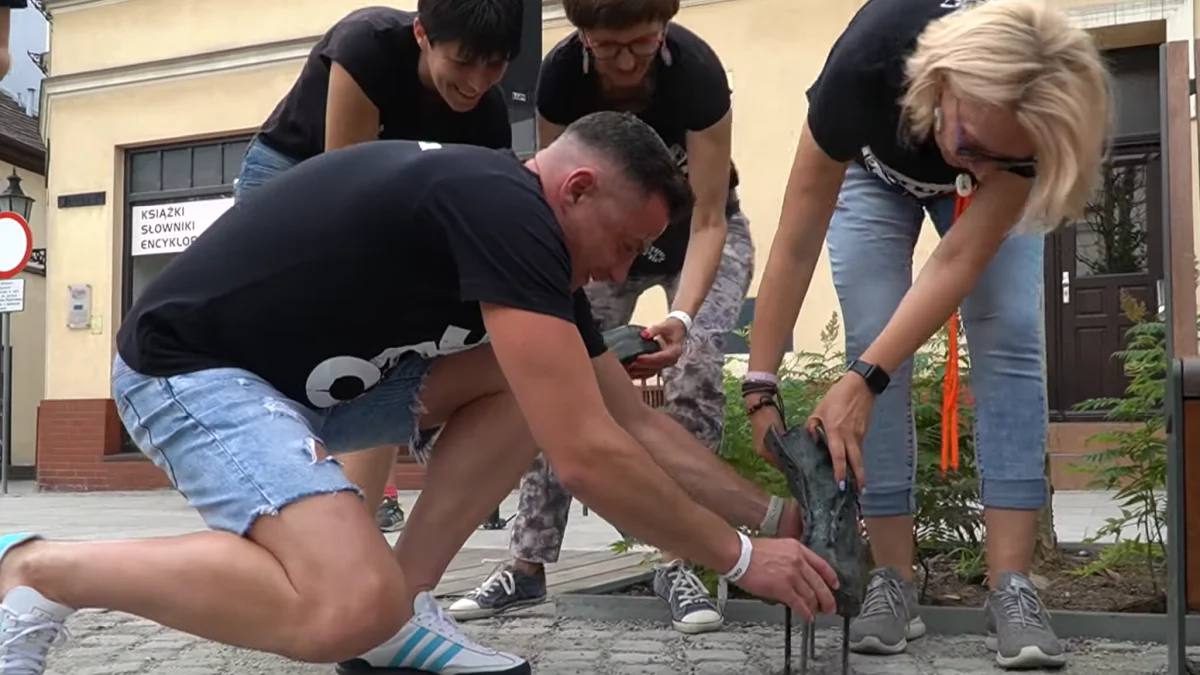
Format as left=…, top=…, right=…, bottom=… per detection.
left=585, top=33, right=663, bottom=60
left=952, top=100, right=1038, bottom=178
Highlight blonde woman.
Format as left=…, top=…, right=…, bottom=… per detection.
left=742, top=0, right=1111, bottom=669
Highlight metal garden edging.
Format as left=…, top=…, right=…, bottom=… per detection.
left=555, top=570, right=1200, bottom=645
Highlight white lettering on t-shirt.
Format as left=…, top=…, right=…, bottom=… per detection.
left=642, top=246, right=667, bottom=264
left=860, top=146, right=956, bottom=199
left=418, top=141, right=443, bottom=151
left=303, top=325, right=489, bottom=408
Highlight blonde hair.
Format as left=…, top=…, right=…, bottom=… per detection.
left=900, top=0, right=1113, bottom=232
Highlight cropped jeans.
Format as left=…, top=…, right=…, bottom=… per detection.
left=827, top=163, right=1048, bottom=518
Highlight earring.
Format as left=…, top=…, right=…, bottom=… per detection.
left=581, top=43, right=589, bottom=74
left=660, top=44, right=673, bottom=66
left=933, top=107, right=943, bottom=133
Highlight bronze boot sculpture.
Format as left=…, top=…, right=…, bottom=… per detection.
left=601, top=324, right=662, bottom=365
left=765, top=425, right=867, bottom=675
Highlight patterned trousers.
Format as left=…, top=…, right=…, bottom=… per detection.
left=508, top=206, right=756, bottom=563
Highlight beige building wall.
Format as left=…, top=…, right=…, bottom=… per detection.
left=38, top=0, right=1200, bottom=404
left=0, top=161, right=46, bottom=468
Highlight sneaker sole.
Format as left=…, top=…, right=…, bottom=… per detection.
left=447, top=596, right=546, bottom=621
left=335, top=659, right=531, bottom=675
left=985, top=636, right=1067, bottom=669
left=849, top=618, right=927, bottom=655
left=672, top=617, right=724, bottom=634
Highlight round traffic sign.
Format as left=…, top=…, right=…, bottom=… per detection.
left=0, top=211, right=31, bottom=279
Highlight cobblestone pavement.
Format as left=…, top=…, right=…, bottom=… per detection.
left=41, top=607, right=1182, bottom=675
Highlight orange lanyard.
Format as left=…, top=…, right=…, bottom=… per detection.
left=941, top=193, right=972, bottom=473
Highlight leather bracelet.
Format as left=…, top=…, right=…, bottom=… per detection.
left=740, top=379, right=778, bottom=397
left=759, top=495, right=784, bottom=537
left=745, top=394, right=779, bottom=417
left=720, top=530, right=753, bottom=582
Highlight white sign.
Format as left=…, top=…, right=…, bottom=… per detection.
left=130, top=197, right=233, bottom=257
left=0, top=213, right=30, bottom=277
left=0, top=278, right=25, bottom=313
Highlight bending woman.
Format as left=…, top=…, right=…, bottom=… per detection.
left=741, top=0, right=1111, bottom=669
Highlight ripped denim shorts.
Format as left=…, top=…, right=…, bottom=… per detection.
left=110, top=352, right=435, bottom=535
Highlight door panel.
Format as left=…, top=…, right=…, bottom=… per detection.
left=1057, top=148, right=1163, bottom=413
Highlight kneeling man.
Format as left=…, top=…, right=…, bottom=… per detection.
left=0, top=112, right=838, bottom=675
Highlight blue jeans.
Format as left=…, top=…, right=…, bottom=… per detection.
left=826, top=163, right=1048, bottom=517
left=233, top=136, right=301, bottom=202
left=111, top=353, right=435, bottom=535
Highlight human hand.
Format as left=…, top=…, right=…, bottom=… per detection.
left=805, top=373, right=872, bottom=489
left=735, top=537, right=839, bottom=621
left=625, top=318, right=686, bottom=379
left=746, top=393, right=785, bottom=470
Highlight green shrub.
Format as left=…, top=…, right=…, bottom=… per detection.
left=1068, top=293, right=1171, bottom=587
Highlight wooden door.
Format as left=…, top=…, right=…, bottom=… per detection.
left=1055, top=146, right=1164, bottom=414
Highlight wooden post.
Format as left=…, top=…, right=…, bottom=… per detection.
left=1167, top=41, right=1196, bottom=357
left=1164, top=41, right=1196, bottom=675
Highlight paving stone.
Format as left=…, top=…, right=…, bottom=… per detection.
left=687, top=648, right=749, bottom=662
left=611, top=639, right=668, bottom=653
left=695, top=662, right=765, bottom=675
left=610, top=651, right=674, bottom=665
left=29, top=608, right=1184, bottom=675
left=610, top=666, right=678, bottom=675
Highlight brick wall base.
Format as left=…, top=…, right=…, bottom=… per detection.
left=36, top=398, right=173, bottom=491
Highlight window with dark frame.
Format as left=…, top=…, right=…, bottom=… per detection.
left=118, top=136, right=250, bottom=453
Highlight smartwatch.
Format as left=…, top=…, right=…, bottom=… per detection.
left=848, top=359, right=890, bottom=395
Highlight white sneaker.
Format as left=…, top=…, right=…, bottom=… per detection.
left=0, top=586, right=74, bottom=675
left=335, top=591, right=530, bottom=674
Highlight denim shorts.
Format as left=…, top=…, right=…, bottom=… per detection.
left=233, top=136, right=302, bottom=202
left=111, top=353, right=436, bottom=535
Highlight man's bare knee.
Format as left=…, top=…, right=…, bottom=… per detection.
left=247, top=490, right=409, bottom=661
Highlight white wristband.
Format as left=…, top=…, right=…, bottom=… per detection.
left=666, top=310, right=693, bottom=334
left=720, top=531, right=753, bottom=583
left=744, top=370, right=779, bottom=385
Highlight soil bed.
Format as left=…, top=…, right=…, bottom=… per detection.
left=608, top=547, right=1165, bottom=614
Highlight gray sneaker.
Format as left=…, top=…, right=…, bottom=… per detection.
left=848, top=567, right=926, bottom=654
left=653, top=559, right=724, bottom=634
left=984, top=570, right=1066, bottom=669
left=446, top=563, right=547, bottom=621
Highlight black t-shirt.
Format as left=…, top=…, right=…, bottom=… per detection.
left=806, top=0, right=980, bottom=199
left=537, top=23, right=736, bottom=277
left=116, top=141, right=607, bottom=411
left=257, top=7, right=512, bottom=162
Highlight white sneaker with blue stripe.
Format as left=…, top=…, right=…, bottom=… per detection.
left=334, top=591, right=529, bottom=674
left=0, top=533, right=75, bottom=675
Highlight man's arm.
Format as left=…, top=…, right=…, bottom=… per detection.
left=480, top=302, right=742, bottom=574
left=590, top=349, right=793, bottom=533
left=671, top=109, right=732, bottom=318
left=746, top=121, right=848, bottom=376
left=325, top=62, right=382, bottom=151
